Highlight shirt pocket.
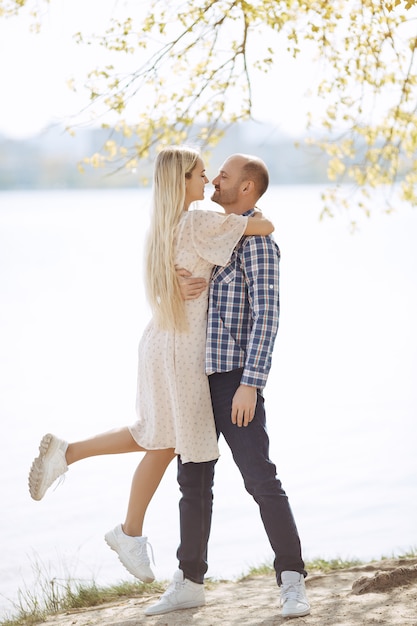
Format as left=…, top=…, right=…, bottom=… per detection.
left=214, top=265, right=236, bottom=284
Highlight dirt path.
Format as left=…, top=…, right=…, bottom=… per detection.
left=45, top=557, right=417, bottom=625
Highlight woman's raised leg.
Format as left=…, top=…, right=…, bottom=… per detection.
left=66, top=427, right=142, bottom=464
left=29, top=427, right=143, bottom=501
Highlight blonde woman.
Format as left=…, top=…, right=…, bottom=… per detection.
left=28, top=146, right=274, bottom=583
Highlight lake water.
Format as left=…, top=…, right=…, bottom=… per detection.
left=0, top=186, right=416, bottom=619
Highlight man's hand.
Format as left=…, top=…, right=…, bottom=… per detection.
left=176, top=268, right=207, bottom=300
left=231, top=384, right=257, bottom=427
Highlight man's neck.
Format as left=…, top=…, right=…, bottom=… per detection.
left=223, top=206, right=255, bottom=216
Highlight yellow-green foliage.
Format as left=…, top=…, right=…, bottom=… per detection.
left=2, top=0, right=417, bottom=214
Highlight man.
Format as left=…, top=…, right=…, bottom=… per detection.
left=145, top=154, right=310, bottom=619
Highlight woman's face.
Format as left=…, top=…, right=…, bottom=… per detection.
left=184, top=158, right=209, bottom=208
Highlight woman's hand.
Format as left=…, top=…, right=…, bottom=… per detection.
left=176, top=267, right=208, bottom=300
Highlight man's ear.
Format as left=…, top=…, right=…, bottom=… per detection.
left=242, top=180, right=254, bottom=194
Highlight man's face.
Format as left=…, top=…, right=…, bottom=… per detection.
left=211, top=156, right=243, bottom=210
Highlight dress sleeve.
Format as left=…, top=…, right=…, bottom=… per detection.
left=191, top=210, right=248, bottom=267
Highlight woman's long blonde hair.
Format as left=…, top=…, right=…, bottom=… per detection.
left=145, top=146, right=200, bottom=331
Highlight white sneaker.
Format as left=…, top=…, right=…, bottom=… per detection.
left=28, top=433, right=68, bottom=501
left=144, top=569, right=205, bottom=616
left=280, top=571, right=310, bottom=618
left=105, top=524, right=155, bottom=583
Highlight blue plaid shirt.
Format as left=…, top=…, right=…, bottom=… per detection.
left=206, top=210, right=280, bottom=390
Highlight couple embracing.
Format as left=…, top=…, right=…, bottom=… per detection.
left=29, top=147, right=310, bottom=619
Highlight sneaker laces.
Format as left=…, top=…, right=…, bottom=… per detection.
left=163, top=572, right=186, bottom=597
left=130, top=537, right=155, bottom=566
left=281, top=580, right=304, bottom=603
left=52, top=475, right=66, bottom=492
left=165, top=578, right=185, bottom=597
left=144, top=539, right=155, bottom=566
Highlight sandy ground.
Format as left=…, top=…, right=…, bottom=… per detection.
left=45, top=557, right=417, bottom=626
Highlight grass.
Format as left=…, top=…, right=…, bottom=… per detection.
left=239, top=547, right=417, bottom=581
left=2, top=549, right=416, bottom=626
left=0, top=565, right=166, bottom=626
left=237, top=556, right=364, bottom=581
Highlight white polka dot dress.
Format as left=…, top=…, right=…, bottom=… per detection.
left=129, top=210, right=248, bottom=463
